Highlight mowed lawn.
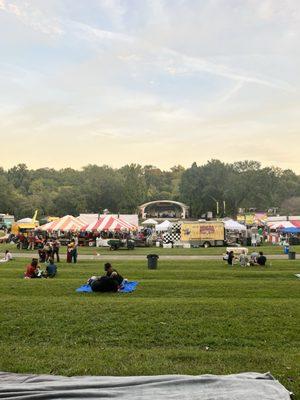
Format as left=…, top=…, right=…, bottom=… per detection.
left=0, top=259, right=299, bottom=397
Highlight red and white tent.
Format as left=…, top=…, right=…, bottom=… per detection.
left=81, top=215, right=137, bottom=232
left=269, top=221, right=296, bottom=230
left=39, top=215, right=86, bottom=232
left=289, top=220, right=300, bottom=228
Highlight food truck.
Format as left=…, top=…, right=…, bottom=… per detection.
left=181, top=221, right=225, bottom=247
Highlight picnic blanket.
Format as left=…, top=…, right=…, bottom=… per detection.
left=0, top=371, right=291, bottom=399
left=76, top=281, right=138, bottom=293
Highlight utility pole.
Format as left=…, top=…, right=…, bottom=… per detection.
left=209, top=196, right=219, bottom=218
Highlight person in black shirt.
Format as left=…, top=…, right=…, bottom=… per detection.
left=256, top=252, right=267, bottom=266
left=88, top=263, right=124, bottom=292
left=104, top=263, right=124, bottom=285
left=227, top=251, right=234, bottom=266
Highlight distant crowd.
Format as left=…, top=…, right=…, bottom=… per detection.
left=224, top=250, right=267, bottom=266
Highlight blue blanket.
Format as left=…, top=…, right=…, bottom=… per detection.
left=76, top=281, right=138, bottom=293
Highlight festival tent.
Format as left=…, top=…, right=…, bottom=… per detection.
left=79, top=214, right=139, bottom=226
left=142, top=219, right=158, bottom=226
left=224, top=219, right=246, bottom=231
left=281, top=227, right=300, bottom=234
left=17, top=217, right=34, bottom=223
left=156, top=220, right=172, bottom=232
left=39, top=215, right=86, bottom=232
left=81, top=215, right=137, bottom=232
left=269, top=221, right=296, bottom=230
left=289, top=220, right=300, bottom=228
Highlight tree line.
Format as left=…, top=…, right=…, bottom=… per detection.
left=1, top=160, right=300, bottom=220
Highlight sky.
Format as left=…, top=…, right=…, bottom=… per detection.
left=0, top=0, right=300, bottom=172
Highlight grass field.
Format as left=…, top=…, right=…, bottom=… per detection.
left=0, top=258, right=299, bottom=397
left=0, top=242, right=299, bottom=256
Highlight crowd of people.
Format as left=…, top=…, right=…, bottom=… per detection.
left=224, top=250, right=267, bottom=266
left=22, top=259, right=125, bottom=294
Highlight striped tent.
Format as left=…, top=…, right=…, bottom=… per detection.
left=39, top=215, right=86, bottom=232
left=289, top=220, right=300, bottom=228
left=81, top=215, right=137, bottom=232
left=269, top=221, right=296, bottom=230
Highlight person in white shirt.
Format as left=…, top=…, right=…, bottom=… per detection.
left=0, top=250, right=13, bottom=263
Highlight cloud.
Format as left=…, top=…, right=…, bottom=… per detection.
left=64, top=15, right=293, bottom=92
left=0, top=0, right=64, bottom=36
left=0, top=0, right=300, bottom=172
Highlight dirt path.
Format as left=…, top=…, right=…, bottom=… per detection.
left=13, top=253, right=291, bottom=261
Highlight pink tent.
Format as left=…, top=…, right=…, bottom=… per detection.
left=39, top=215, right=86, bottom=232
left=81, top=215, right=136, bottom=232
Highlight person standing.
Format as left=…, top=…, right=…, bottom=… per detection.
left=27, top=233, right=35, bottom=251
left=227, top=251, right=234, bottom=266
left=71, top=242, right=78, bottom=264
left=66, top=243, right=73, bottom=263
left=52, top=239, right=60, bottom=262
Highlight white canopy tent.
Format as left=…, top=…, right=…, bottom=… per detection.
left=142, top=219, right=158, bottom=226
left=156, top=220, right=172, bottom=232
left=224, top=219, right=246, bottom=231
left=17, top=217, right=33, bottom=223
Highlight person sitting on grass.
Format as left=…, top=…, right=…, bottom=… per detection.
left=24, top=259, right=41, bottom=279
left=87, top=263, right=125, bottom=293
left=250, top=251, right=259, bottom=266
left=104, top=262, right=124, bottom=285
left=44, top=258, right=57, bottom=278
left=239, top=250, right=249, bottom=267
left=0, top=250, right=13, bottom=263
left=256, top=252, right=267, bottom=266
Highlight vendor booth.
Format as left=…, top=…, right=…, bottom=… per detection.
left=39, top=215, right=86, bottom=232
left=224, top=219, right=247, bottom=245
left=80, top=215, right=137, bottom=247
left=156, top=220, right=172, bottom=232
left=81, top=215, right=137, bottom=232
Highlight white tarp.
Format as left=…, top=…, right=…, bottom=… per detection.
left=156, top=220, right=172, bottom=232
left=224, top=219, right=246, bottom=231
left=0, top=372, right=291, bottom=400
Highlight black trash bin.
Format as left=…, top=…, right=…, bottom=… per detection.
left=288, top=251, right=296, bottom=260
left=147, top=254, right=159, bottom=269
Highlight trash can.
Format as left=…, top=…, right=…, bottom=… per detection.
left=288, top=251, right=296, bottom=260
left=147, top=254, right=159, bottom=269
left=284, top=245, right=290, bottom=254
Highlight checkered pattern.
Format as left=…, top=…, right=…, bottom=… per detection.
left=162, top=222, right=182, bottom=243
